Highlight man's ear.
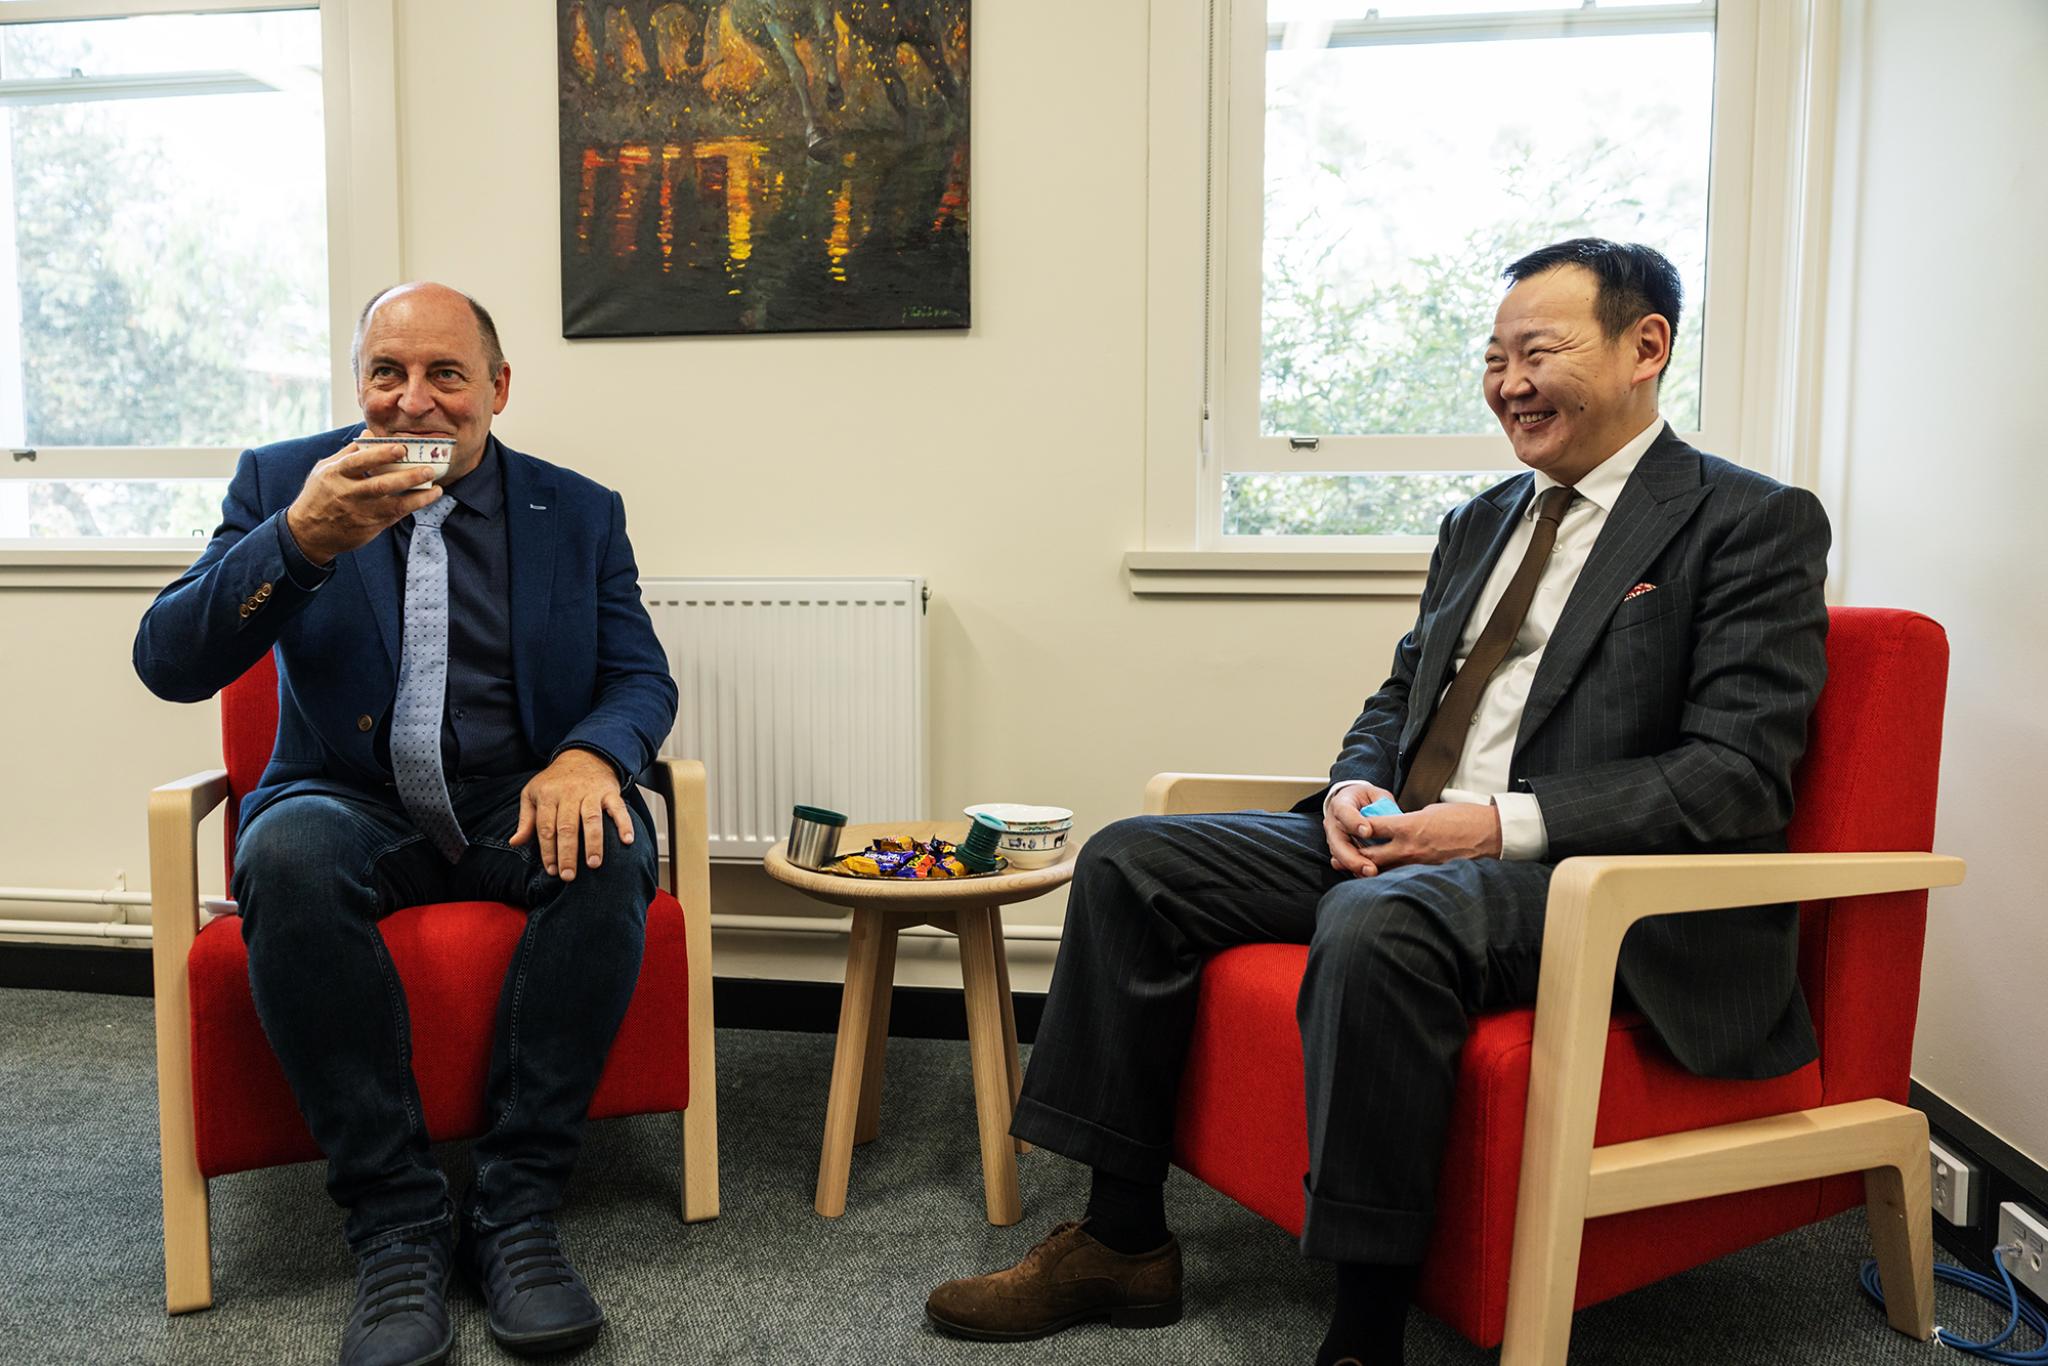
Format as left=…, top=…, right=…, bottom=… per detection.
left=1634, top=313, right=1673, bottom=387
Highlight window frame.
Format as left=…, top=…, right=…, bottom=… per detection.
left=0, top=0, right=399, bottom=562
left=1135, top=0, right=1843, bottom=582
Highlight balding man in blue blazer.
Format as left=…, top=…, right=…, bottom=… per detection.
left=135, top=283, right=675, bottom=1366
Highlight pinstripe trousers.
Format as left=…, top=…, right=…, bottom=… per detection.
left=1009, top=810, right=1555, bottom=1265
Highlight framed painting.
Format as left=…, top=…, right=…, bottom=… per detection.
left=557, top=1, right=970, bottom=337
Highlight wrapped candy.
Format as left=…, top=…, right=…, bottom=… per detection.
left=830, top=834, right=1000, bottom=880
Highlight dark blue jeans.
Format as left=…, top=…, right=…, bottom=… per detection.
left=232, top=772, right=654, bottom=1252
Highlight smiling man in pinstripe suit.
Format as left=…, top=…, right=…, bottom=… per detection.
left=926, top=240, right=1832, bottom=1366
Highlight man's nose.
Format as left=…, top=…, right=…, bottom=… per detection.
left=397, top=375, right=436, bottom=414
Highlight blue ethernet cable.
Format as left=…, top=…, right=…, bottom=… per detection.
left=1859, top=1248, right=2048, bottom=1364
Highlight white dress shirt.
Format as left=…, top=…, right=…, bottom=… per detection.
left=1331, top=415, right=1666, bottom=861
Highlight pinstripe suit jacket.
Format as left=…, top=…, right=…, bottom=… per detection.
left=1320, top=425, right=1831, bottom=1079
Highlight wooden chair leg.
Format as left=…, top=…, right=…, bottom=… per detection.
left=956, top=906, right=1023, bottom=1226
left=1499, top=1187, right=1588, bottom=1366
left=156, top=984, right=214, bottom=1312
left=678, top=900, right=721, bottom=1223
left=666, top=755, right=719, bottom=1223
left=679, top=1067, right=720, bottom=1223
left=159, top=1137, right=213, bottom=1314
left=150, top=771, right=223, bottom=1313
left=815, top=906, right=885, bottom=1217
left=854, top=920, right=900, bottom=1146
left=989, top=917, right=1029, bottom=1155
left=1865, top=1111, right=1935, bottom=1339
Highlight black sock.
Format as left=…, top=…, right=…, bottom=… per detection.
left=1316, top=1261, right=1419, bottom=1366
left=1083, top=1168, right=1169, bottom=1255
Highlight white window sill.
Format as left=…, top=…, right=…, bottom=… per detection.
left=1124, top=549, right=1431, bottom=598
left=0, top=546, right=196, bottom=590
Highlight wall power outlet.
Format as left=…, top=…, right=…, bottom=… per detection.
left=1998, top=1201, right=2048, bottom=1304
left=1930, top=1138, right=1980, bottom=1227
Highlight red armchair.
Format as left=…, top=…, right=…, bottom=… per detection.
left=1157, top=606, right=1964, bottom=1363
left=147, top=652, right=718, bottom=1313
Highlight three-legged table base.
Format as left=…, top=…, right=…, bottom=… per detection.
left=814, top=904, right=1030, bottom=1224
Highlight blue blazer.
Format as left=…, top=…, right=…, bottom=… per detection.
left=134, top=424, right=679, bottom=834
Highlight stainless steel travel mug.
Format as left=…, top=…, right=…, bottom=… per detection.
left=787, top=804, right=848, bottom=870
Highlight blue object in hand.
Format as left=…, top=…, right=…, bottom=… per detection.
left=1354, top=794, right=1402, bottom=847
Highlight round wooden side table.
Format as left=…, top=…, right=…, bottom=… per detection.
left=763, top=820, right=1079, bottom=1226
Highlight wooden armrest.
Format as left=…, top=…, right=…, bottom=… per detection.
left=1551, top=850, right=1967, bottom=930
left=1143, top=771, right=1326, bottom=817
left=147, top=769, right=231, bottom=966
left=1534, top=851, right=1966, bottom=1051
left=646, top=757, right=713, bottom=1003
left=645, top=758, right=708, bottom=903
left=1532, top=850, right=1965, bottom=1085
left=1517, top=851, right=1963, bottom=1272
left=1505, top=849, right=1964, bottom=1357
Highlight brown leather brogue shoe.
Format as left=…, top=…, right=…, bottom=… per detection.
left=925, top=1219, right=1182, bottom=1342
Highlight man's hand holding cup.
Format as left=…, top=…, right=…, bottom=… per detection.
left=1323, top=780, right=1399, bottom=879
left=284, top=438, right=447, bottom=567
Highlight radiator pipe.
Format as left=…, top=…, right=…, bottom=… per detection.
left=0, top=918, right=152, bottom=941
left=708, top=912, right=1063, bottom=942
left=0, top=889, right=233, bottom=935
left=0, top=886, right=152, bottom=908
left=0, top=900, right=1059, bottom=945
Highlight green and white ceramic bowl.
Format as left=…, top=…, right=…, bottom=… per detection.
left=963, top=803, right=1074, bottom=868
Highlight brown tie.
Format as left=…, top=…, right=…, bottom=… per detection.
left=1397, top=484, right=1577, bottom=812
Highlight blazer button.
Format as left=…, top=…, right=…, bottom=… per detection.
left=357, top=714, right=374, bottom=732
left=257, top=583, right=273, bottom=599
left=238, top=604, right=252, bottom=619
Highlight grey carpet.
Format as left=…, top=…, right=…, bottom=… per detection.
left=0, top=987, right=2015, bottom=1364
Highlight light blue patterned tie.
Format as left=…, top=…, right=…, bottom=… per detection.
left=392, top=497, right=467, bottom=863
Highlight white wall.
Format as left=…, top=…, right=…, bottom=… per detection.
left=1832, top=0, right=2047, bottom=1164
left=0, top=0, right=1419, bottom=990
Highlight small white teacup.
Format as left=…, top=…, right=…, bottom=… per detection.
left=364, top=433, right=456, bottom=483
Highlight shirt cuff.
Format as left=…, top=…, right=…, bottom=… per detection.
left=274, top=512, right=334, bottom=591
left=1322, top=779, right=1374, bottom=821
left=1492, top=791, right=1549, bottom=861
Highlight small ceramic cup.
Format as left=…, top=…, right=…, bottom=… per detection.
left=364, top=433, right=456, bottom=483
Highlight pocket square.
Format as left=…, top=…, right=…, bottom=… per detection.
left=1623, top=582, right=1657, bottom=603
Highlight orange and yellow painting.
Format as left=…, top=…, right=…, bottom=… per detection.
left=558, top=1, right=969, bottom=336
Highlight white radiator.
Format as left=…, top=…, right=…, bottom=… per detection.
left=640, top=577, right=929, bottom=862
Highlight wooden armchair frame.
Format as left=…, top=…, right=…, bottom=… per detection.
left=148, top=759, right=719, bottom=1314
left=1144, top=772, right=1965, bottom=1366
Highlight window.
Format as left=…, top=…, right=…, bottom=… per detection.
left=0, top=0, right=393, bottom=552
left=1151, top=0, right=1827, bottom=558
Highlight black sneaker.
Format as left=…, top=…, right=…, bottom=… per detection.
left=339, top=1232, right=454, bottom=1366
left=461, top=1216, right=604, bottom=1356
